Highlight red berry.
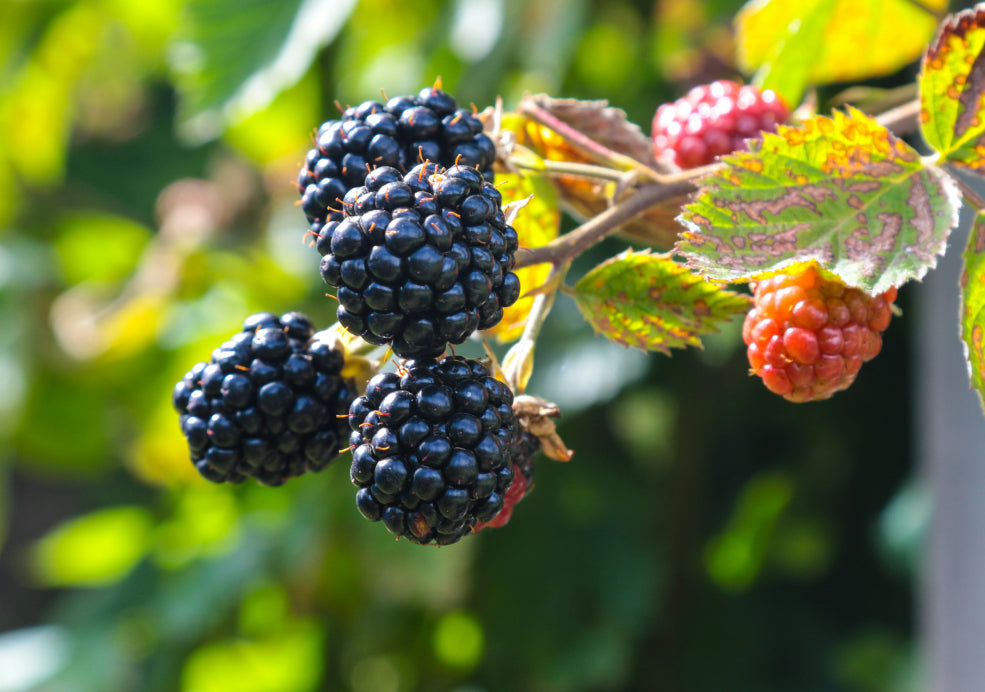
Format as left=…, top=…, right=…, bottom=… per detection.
left=743, top=266, right=897, bottom=402
left=651, top=80, right=789, bottom=169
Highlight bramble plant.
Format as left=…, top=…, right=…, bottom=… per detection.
left=175, top=2, right=985, bottom=543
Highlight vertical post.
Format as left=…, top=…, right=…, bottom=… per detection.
left=917, top=207, right=985, bottom=691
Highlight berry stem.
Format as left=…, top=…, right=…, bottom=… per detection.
left=514, top=179, right=696, bottom=269
left=874, top=97, right=921, bottom=136
left=511, top=157, right=639, bottom=182
left=501, top=263, right=568, bottom=393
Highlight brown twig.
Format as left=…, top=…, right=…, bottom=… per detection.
left=875, top=98, right=922, bottom=137
left=513, top=178, right=699, bottom=269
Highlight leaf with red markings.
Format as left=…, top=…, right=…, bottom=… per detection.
left=570, top=249, right=751, bottom=355
left=961, top=211, right=985, bottom=417
left=676, top=108, right=962, bottom=296
left=920, top=5, right=985, bottom=171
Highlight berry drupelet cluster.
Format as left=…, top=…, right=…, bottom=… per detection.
left=651, top=80, right=789, bottom=169
left=347, top=356, right=518, bottom=545
left=742, top=266, right=897, bottom=402
left=316, top=162, right=521, bottom=359
left=172, top=312, right=356, bottom=485
left=298, top=86, right=496, bottom=228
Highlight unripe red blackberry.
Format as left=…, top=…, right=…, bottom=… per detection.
left=298, top=86, right=496, bottom=224
left=742, top=267, right=897, bottom=402
left=172, top=312, right=356, bottom=485
left=651, top=80, right=789, bottom=169
left=347, top=356, right=517, bottom=545
left=317, top=162, right=520, bottom=358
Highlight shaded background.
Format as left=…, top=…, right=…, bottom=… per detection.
left=0, top=0, right=971, bottom=690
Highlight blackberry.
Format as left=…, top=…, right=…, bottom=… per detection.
left=298, top=86, right=497, bottom=224
left=172, top=312, right=356, bottom=485
left=652, top=80, right=789, bottom=169
left=317, top=162, right=521, bottom=358
left=743, top=266, right=897, bottom=402
left=347, top=355, right=517, bottom=545
left=474, top=429, right=539, bottom=532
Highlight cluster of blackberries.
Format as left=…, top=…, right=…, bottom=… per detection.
left=172, top=312, right=356, bottom=485
left=347, top=355, right=521, bottom=544
left=172, top=86, right=540, bottom=543
left=298, top=86, right=495, bottom=228
left=315, top=162, right=521, bottom=358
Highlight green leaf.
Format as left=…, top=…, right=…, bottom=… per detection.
left=32, top=506, right=153, bottom=587
left=677, top=108, right=962, bottom=295
left=737, top=0, right=947, bottom=108
left=570, top=249, right=751, bottom=355
left=920, top=6, right=985, bottom=171
left=961, top=211, right=985, bottom=417
left=171, top=0, right=356, bottom=142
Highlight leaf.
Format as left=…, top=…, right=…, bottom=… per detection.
left=521, top=94, right=655, bottom=166
left=170, top=0, right=356, bottom=142
left=483, top=172, right=560, bottom=343
left=676, top=108, right=962, bottom=295
left=961, top=211, right=985, bottom=417
left=920, top=5, right=985, bottom=171
left=570, top=249, right=751, bottom=354
left=498, top=112, right=684, bottom=250
left=32, top=506, right=153, bottom=587
left=737, top=0, right=947, bottom=107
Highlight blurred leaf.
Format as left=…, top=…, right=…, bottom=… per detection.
left=961, top=211, right=985, bottom=417
left=677, top=109, right=962, bottom=295
left=54, top=213, right=152, bottom=285
left=705, top=472, right=793, bottom=591
left=737, top=0, right=946, bottom=107
left=483, top=172, right=560, bottom=342
left=171, top=0, right=356, bottom=142
left=152, top=484, right=240, bottom=569
left=920, top=6, right=985, bottom=172
left=238, top=583, right=289, bottom=637
left=180, top=621, right=324, bottom=692
left=0, top=3, right=103, bottom=184
left=14, top=371, right=112, bottom=471
left=32, top=506, right=154, bottom=587
left=571, top=249, right=751, bottom=354
left=224, top=70, right=321, bottom=166
left=433, top=610, right=484, bottom=672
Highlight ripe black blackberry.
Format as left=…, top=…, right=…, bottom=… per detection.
left=298, top=86, right=497, bottom=224
left=347, top=356, right=517, bottom=545
left=172, top=312, right=356, bottom=486
left=475, top=429, right=540, bottom=532
left=317, top=162, right=521, bottom=358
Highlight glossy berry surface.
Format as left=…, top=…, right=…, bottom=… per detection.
left=347, top=356, right=517, bottom=545
left=318, top=162, right=521, bottom=358
left=172, top=312, right=356, bottom=485
left=298, top=86, right=496, bottom=224
left=474, top=429, right=539, bottom=532
left=651, top=80, right=789, bottom=169
left=742, top=266, right=897, bottom=403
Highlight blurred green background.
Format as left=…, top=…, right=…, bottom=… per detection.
left=0, top=0, right=940, bottom=690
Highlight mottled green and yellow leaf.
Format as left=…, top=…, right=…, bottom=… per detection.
left=677, top=108, right=961, bottom=295
left=571, top=249, right=751, bottom=355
